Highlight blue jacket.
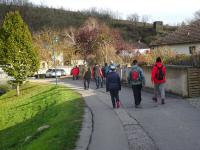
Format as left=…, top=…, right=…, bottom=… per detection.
left=106, top=71, right=121, bottom=91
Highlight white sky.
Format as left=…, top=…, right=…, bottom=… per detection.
left=30, top=0, right=200, bottom=25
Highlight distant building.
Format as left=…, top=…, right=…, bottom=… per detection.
left=150, top=20, right=200, bottom=55
left=0, top=67, right=8, bottom=79
left=38, top=52, right=64, bottom=74
left=119, top=41, right=150, bottom=56
left=71, top=59, right=85, bottom=66
left=153, top=21, right=163, bottom=33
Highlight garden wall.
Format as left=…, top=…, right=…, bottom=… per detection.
left=118, top=65, right=200, bottom=97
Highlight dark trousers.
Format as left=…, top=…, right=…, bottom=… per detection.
left=100, top=77, right=104, bottom=88
left=95, top=77, right=100, bottom=88
left=110, top=90, right=119, bottom=108
left=84, top=79, right=90, bottom=89
left=73, top=75, right=78, bottom=80
left=132, top=84, right=142, bottom=106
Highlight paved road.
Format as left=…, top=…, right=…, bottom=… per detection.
left=60, top=78, right=200, bottom=150
left=61, top=79, right=129, bottom=150
left=120, top=87, right=200, bottom=150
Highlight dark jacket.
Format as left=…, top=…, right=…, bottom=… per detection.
left=94, top=65, right=101, bottom=78
left=83, top=68, right=91, bottom=80
left=106, top=71, right=121, bottom=91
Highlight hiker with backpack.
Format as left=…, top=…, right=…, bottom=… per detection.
left=83, top=66, right=91, bottom=90
left=94, top=64, right=101, bottom=89
left=105, top=60, right=114, bottom=76
left=151, top=57, right=166, bottom=104
left=104, top=63, right=109, bottom=77
left=71, top=66, right=80, bottom=80
left=128, top=60, right=146, bottom=108
left=99, top=64, right=104, bottom=88
left=106, top=65, right=121, bottom=109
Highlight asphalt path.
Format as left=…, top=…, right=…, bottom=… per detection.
left=44, top=78, right=200, bottom=150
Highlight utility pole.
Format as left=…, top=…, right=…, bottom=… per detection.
left=53, top=36, right=59, bottom=85
left=53, top=48, right=57, bottom=85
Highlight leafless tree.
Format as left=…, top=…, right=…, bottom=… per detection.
left=194, top=10, right=200, bottom=20
left=141, top=15, right=149, bottom=27
left=127, top=13, right=139, bottom=25
left=0, top=0, right=29, bottom=5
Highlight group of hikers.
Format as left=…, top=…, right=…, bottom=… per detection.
left=71, top=61, right=115, bottom=90
left=71, top=57, right=166, bottom=109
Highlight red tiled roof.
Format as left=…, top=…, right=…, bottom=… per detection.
left=150, top=20, right=200, bottom=46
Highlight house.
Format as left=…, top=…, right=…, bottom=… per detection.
left=119, top=41, right=150, bottom=57
left=71, top=59, right=85, bottom=66
left=0, top=67, right=8, bottom=79
left=38, top=52, right=64, bottom=74
left=150, top=20, right=200, bottom=55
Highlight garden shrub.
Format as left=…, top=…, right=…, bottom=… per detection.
left=0, top=84, right=12, bottom=95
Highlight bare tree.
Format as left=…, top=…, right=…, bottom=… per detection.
left=0, top=0, right=29, bottom=5
left=141, top=15, right=149, bottom=27
left=127, top=13, right=139, bottom=26
left=62, top=27, right=76, bottom=45
left=194, top=10, right=200, bottom=20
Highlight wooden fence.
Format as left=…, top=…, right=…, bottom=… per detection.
left=187, top=68, right=200, bottom=97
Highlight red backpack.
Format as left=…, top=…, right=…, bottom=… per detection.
left=131, top=69, right=140, bottom=81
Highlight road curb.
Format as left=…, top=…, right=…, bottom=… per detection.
left=97, top=89, right=159, bottom=150
left=75, top=106, right=93, bottom=150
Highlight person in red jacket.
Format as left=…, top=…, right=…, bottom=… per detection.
left=72, top=66, right=80, bottom=80
left=151, top=57, right=166, bottom=104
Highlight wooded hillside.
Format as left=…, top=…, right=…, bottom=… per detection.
left=0, top=2, right=177, bottom=45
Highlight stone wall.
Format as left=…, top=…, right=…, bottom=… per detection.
left=118, top=65, right=191, bottom=97
left=143, top=65, right=189, bottom=97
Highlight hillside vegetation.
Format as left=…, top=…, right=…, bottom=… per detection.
left=0, top=3, right=177, bottom=44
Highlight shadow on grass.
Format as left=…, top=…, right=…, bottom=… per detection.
left=20, top=84, right=39, bottom=92
left=15, top=86, right=58, bottom=109
left=0, top=84, right=40, bottom=99
left=1, top=84, right=73, bottom=106
left=0, top=96, right=84, bottom=150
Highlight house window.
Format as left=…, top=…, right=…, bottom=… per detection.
left=189, top=46, right=196, bottom=54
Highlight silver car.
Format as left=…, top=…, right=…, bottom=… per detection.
left=45, top=69, right=62, bottom=78
left=57, top=69, right=67, bottom=76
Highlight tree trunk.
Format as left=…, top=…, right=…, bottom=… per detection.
left=16, top=82, right=20, bottom=96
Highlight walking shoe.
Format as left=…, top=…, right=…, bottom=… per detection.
left=113, top=104, right=116, bottom=109
left=161, top=99, right=165, bottom=104
left=152, top=97, right=157, bottom=102
left=116, top=101, right=121, bottom=108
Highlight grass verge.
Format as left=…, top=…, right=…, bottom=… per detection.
left=0, top=82, right=84, bottom=150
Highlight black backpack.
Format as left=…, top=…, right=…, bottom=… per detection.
left=156, top=65, right=164, bottom=80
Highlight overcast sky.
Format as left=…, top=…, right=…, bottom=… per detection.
left=30, top=0, right=200, bottom=25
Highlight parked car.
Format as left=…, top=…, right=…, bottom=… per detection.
left=45, top=69, right=62, bottom=78
left=57, top=69, right=67, bottom=76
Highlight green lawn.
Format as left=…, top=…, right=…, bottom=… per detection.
left=0, top=82, right=85, bottom=150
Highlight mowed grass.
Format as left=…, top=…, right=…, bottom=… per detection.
left=0, top=82, right=85, bottom=150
